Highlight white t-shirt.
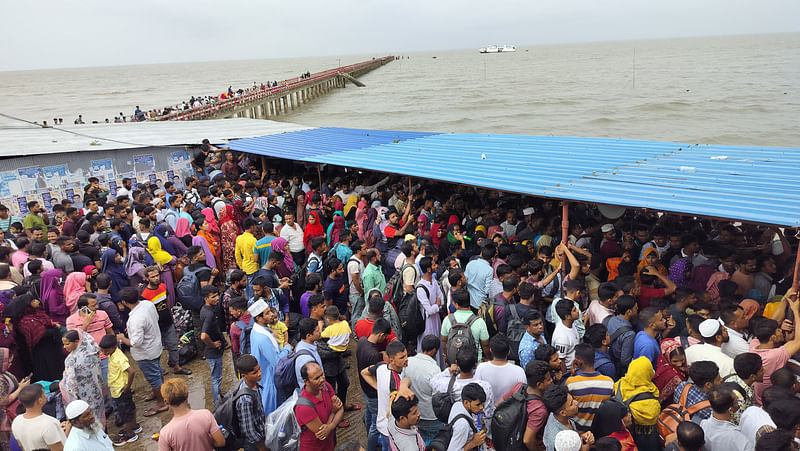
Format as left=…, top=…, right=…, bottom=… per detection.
left=347, top=256, right=365, bottom=296
left=552, top=321, right=579, bottom=368
left=685, top=343, right=735, bottom=378
left=740, top=406, right=776, bottom=445
left=11, top=413, right=67, bottom=451
left=475, top=361, right=526, bottom=402
left=374, top=364, right=406, bottom=436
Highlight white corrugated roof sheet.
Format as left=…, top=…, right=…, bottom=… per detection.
left=0, top=118, right=313, bottom=156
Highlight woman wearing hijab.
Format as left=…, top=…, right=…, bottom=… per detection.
left=232, top=199, right=249, bottom=225
left=39, top=269, right=69, bottom=326
left=415, top=214, right=429, bottom=238
left=61, top=329, right=106, bottom=426
left=146, top=237, right=177, bottom=307
left=343, top=195, right=358, bottom=222
left=613, top=356, right=662, bottom=450
left=101, top=249, right=129, bottom=302
left=295, top=192, right=306, bottom=228
left=0, top=347, right=29, bottom=450
left=0, top=303, right=23, bottom=381
left=637, top=248, right=667, bottom=278
left=219, top=205, right=240, bottom=273
left=668, top=258, right=693, bottom=288
left=590, top=399, right=637, bottom=451
left=124, top=246, right=151, bottom=288
left=201, top=207, right=221, bottom=241
left=359, top=207, right=378, bottom=248
left=706, top=271, right=730, bottom=305
left=4, top=294, right=64, bottom=382
left=174, top=217, right=193, bottom=248
left=355, top=200, right=368, bottom=233
left=269, top=237, right=296, bottom=279
left=327, top=214, right=345, bottom=248
left=155, top=223, right=187, bottom=259
left=192, top=217, right=218, bottom=269
left=62, top=271, right=87, bottom=314
left=303, top=211, right=325, bottom=254
left=653, top=340, right=688, bottom=405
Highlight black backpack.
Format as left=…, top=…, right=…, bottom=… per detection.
left=431, top=373, right=458, bottom=423
left=427, top=413, right=477, bottom=451
left=212, top=383, right=259, bottom=451
left=445, top=313, right=479, bottom=365
left=505, top=304, right=527, bottom=363
left=492, top=383, right=541, bottom=451
left=396, top=283, right=427, bottom=344
left=289, top=255, right=317, bottom=306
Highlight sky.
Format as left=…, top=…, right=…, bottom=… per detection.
left=2, top=0, right=799, bottom=71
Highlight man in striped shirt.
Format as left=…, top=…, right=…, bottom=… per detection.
left=141, top=266, right=192, bottom=376
left=564, top=343, right=614, bottom=432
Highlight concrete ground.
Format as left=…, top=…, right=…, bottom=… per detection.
left=117, top=338, right=368, bottom=451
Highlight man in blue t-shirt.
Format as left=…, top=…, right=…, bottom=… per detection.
left=633, top=306, right=668, bottom=369
left=254, top=222, right=277, bottom=267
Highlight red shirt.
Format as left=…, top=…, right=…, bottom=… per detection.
left=637, top=286, right=666, bottom=309
left=354, top=318, right=397, bottom=351
left=295, top=382, right=336, bottom=451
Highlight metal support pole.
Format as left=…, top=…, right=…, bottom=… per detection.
left=560, top=202, right=569, bottom=293
left=793, top=233, right=800, bottom=291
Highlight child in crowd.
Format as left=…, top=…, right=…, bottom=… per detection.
left=99, top=334, right=141, bottom=446
left=266, top=306, right=288, bottom=348
left=322, top=305, right=351, bottom=352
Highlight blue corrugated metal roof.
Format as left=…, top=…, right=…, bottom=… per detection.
left=228, top=128, right=800, bottom=226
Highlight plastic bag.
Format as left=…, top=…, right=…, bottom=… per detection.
left=264, top=391, right=302, bottom=451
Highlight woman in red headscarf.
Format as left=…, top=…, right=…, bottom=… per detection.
left=219, top=205, right=241, bottom=273
left=653, top=340, right=688, bottom=404
left=303, top=211, right=325, bottom=254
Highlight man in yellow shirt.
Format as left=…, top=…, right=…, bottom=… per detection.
left=235, top=218, right=261, bottom=299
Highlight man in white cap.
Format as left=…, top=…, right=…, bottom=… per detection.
left=248, top=299, right=293, bottom=416
left=685, top=318, right=735, bottom=378
left=599, top=224, right=620, bottom=260
left=63, top=399, right=115, bottom=451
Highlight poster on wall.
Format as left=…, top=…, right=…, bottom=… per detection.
left=17, top=166, right=45, bottom=192
left=39, top=189, right=53, bottom=214
left=16, top=196, right=28, bottom=216
left=109, top=181, right=118, bottom=198
left=90, top=159, right=114, bottom=180
left=43, top=165, right=70, bottom=186
left=133, top=154, right=155, bottom=173
left=170, top=151, right=191, bottom=172
left=65, top=188, right=75, bottom=203
left=0, top=171, right=21, bottom=198
left=167, top=170, right=175, bottom=185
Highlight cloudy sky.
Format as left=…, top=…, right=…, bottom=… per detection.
left=2, top=0, right=798, bottom=71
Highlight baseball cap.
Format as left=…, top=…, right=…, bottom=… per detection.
left=601, top=224, right=615, bottom=233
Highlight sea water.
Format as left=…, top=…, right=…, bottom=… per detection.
left=1, top=33, right=798, bottom=147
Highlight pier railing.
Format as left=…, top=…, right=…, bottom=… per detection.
left=154, top=56, right=394, bottom=121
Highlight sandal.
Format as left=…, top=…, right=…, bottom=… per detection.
left=337, top=421, right=351, bottom=428
left=344, top=403, right=361, bottom=412
left=173, top=368, right=192, bottom=375
left=143, top=406, right=168, bottom=417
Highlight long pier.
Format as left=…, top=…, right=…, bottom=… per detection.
left=156, top=56, right=394, bottom=121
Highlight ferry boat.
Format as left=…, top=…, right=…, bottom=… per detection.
left=479, top=45, right=516, bottom=53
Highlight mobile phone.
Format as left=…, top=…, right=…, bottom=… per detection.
left=80, top=306, right=91, bottom=315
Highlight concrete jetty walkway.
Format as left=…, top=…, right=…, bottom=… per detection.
left=156, top=56, right=394, bottom=121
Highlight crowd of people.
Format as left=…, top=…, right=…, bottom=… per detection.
left=0, top=141, right=798, bottom=451
left=43, top=73, right=315, bottom=127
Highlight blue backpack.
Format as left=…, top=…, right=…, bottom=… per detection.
left=274, top=349, right=314, bottom=405
left=176, top=266, right=203, bottom=311
left=235, top=318, right=254, bottom=355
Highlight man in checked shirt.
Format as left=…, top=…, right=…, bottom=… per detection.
left=234, top=354, right=268, bottom=451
